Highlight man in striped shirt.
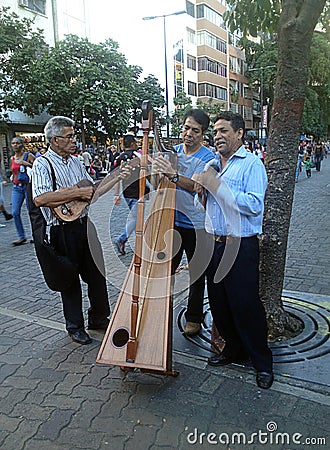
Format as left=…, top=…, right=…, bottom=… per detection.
left=31, top=116, right=110, bottom=345
left=193, top=111, right=274, bottom=389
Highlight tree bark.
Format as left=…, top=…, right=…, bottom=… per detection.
left=260, top=0, right=326, bottom=339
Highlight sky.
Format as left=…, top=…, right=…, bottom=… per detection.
left=87, top=0, right=187, bottom=88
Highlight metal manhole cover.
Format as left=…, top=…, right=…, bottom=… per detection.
left=175, top=297, right=330, bottom=364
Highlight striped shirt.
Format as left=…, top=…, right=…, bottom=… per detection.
left=202, top=145, right=268, bottom=237
left=31, top=148, right=94, bottom=226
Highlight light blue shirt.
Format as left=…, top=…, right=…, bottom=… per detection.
left=174, top=144, right=214, bottom=229
left=201, top=145, right=268, bottom=237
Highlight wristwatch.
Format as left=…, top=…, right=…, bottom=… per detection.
left=169, top=173, right=179, bottom=183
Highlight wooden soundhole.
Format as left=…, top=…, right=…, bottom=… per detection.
left=111, top=328, right=129, bottom=348
left=157, top=251, right=166, bottom=260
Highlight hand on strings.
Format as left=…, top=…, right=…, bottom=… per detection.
left=153, top=155, right=176, bottom=179
left=118, top=161, right=133, bottom=180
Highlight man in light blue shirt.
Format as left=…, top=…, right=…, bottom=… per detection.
left=154, top=109, right=214, bottom=337
left=193, top=111, right=273, bottom=389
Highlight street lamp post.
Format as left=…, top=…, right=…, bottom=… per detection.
left=248, top=65, right=276, bottom=140
left=143, top=10, right=186, bottom=138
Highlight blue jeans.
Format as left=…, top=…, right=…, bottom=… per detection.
left=117, top=197, right=138, bottom=243
left=295, top=156, right=304, bottom=179
left=12, top=184, right=28, bottom=239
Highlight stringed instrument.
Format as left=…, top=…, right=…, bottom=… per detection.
left=96, top=101, right=178, bottom=376
left=52, top=157, right=140, bottom=222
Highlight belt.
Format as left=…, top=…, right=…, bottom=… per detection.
left=212, top=235, right=228, bottom=243
left=53, top=216, right=88, bottom=228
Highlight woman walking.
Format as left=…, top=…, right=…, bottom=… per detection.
left=10, top=137, right=35, bottom=246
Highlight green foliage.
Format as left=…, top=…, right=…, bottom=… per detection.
left=0, top=7, right=49, bottom=117
left=196, top=98, right=226, bottom=122
left=34, top=35, right=136, bottom=139
left=224, top=0, right=281, bottom=37
left=131, top=74, right=165, bottom=132
left=239, top=30, right=330, bottom=137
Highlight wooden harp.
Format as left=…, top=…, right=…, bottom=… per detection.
left=96, top=101, right=178, bottom=376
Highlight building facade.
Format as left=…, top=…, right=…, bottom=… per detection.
left=172, top=0, right=254, bottom=131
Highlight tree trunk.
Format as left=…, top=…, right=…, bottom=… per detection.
left=260, top=0, right=326, bottom=339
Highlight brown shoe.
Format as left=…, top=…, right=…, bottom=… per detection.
left=184, top=321, right=201, bottom=336
left=12, top=238, right=27, bottom=246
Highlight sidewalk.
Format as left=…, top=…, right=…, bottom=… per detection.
left=0, top=158, right=329, bottom=450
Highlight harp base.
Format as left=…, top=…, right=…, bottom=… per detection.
left=119, top=366, right=179, bottom=377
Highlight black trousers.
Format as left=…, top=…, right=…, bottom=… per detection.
left=206, top=236, right=273, bottom=372
left=172, top=226, right=214, bottom=323
left=50, top=218, right=110, bottom=332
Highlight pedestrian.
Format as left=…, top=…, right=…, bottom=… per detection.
left=312, top=140, right=325, bottom=172
left=203, top=135, right=216, bottom=154
left=108, top=145, right=120, bottom=172
left=114, top=134, right=149, bottom=256
left=91, top=155, right=102, bottom=180
left=153, top=109, right=214, bottom=337
left=31, top=116, right=111, bottom=345
left=295, top=144, right=306, bottom=182
left=303, top=156, right=312, bottom=178
left=10, top=137, right=35, bottom=246
left=81, top=148, right=92, bottom=172
left=193, top=110, right=273, bottom=389
left=0, top=153, right=13, bottom=222
left=0, top=177, right=12, bottom=224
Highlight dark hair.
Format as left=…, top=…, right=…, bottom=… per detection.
left=123, top=134, right=137, bottom=148
left=11, top=137, right=25, bottom=146
left=213, top=111, right=245, bottom=137
left=183, top=109, right=210, bottom=133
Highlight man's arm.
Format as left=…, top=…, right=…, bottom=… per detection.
left=153, top=155, right=195, bottom=193
left=34, top=185, right=94, bottom=208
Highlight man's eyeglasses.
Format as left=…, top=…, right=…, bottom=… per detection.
left=55, top=135, right=76, bottom=141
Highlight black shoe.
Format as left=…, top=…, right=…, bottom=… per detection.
left=12, top=238, right=27, bottom=246
left=88, top=319, right=109, bottom=330
left=68, top=330, right=92, bottom=345
left=208, top=352, right=249, bottom=366
left=208, top=354, right=236, bottom=366
left=256, top=371, right=274, bottom=389
left=115, top=240, right=126, bottom=255
left=4, top=212, right=13, bottom=221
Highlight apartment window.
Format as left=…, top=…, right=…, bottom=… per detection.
left=187, top=28, right=196, bottom=45
left=197, top=31, right=227, bottom=54
left=186, top=0, right=195, bottom=17
left=188, top=81, right=197, bottom=96
left=243, top=106, right=253, bottom=121
left=19, top=0, right=46, bottom=15
left=196, top=4, right=224, bottom=28
left=175, top=48, right=184, bottom=63
left=198, top=57, right=227, bottom=77
left=187, top=55, right=196, bottom=71
left=198, top=83, right=227, bottom=101
left=230, top=56, right=240, bottom=74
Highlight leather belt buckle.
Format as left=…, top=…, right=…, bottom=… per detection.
left=213, top=235, right=227, bottom=243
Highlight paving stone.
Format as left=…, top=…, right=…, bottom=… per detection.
left=35, top=408, right=76, bottom=441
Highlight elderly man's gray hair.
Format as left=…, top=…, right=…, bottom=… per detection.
left=44, top=116, right=75, bottom=142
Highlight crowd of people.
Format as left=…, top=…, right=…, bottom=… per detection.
left=1, top=110, right=329, bottom=390
left=295, top=139, right=327, bottom=182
